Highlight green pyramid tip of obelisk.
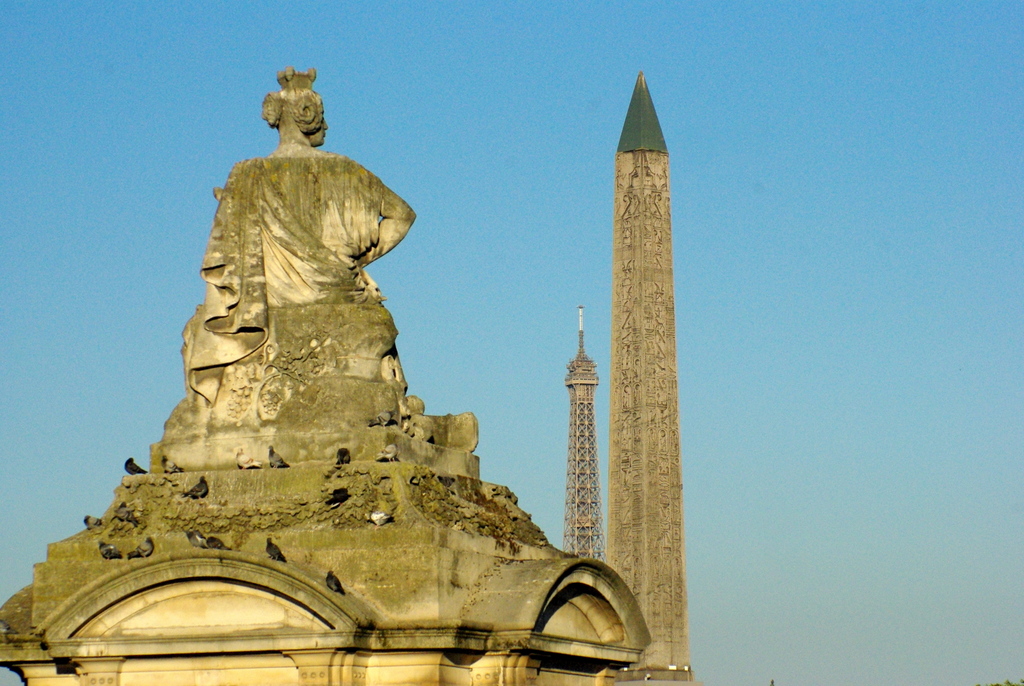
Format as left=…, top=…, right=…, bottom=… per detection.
left=617, top=71, right=667, bottom=153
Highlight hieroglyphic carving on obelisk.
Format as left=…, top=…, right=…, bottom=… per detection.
left=608, top=72, right=696, bottom=682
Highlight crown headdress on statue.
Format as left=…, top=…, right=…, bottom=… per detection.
left=262, top=66, right=325, bottom=137
left=276, top=66, right=317, bottom=91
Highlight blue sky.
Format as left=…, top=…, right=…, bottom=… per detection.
left=0, top=3, right=1021, bottom=685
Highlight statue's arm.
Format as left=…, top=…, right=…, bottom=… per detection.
left=359, top=186, right=416, bottom=266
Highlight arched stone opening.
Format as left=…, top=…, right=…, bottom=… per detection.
left=534, top=582, right=625, bottom=644
left=41, top=552, right=373, bottom=649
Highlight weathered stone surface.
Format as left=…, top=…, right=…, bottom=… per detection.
left=0, top=587, right=31, bottom=635
left=0, top=67, right=651, bottom=686
left=183, top=155, right=415, bottom=407
left=153, top=71, right=479, bottom=474
left=7, top=449, right=649, bottom=682
left=608, top=73, right=696, bottom=680
left=29, top=461, right=551, bottom=621
left=158, top=301, right=480, bottom=476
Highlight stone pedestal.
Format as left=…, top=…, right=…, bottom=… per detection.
left=157, top=302, right=479, bottom=476
left=2, top=458, right=652, bottom=686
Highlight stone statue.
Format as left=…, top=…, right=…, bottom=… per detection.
left=183, top=67, right=415, bottom=405
left=158, top=67, right=474, bottom=471
left=0, top=68, right=653, bottom=686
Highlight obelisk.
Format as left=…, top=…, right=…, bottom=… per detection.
left=608, top=72, right=697, bottom=683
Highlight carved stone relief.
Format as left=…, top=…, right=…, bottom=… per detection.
left=608, top=148, right=691, bottom=670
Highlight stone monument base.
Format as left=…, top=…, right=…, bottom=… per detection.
left=1, top=458, right=651, bottom=686
left=10, top=651, right=634, bottom=686
left=157, top=302, right=481, bottom=476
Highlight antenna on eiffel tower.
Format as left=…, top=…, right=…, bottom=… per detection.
left=578, top=305, right=585, bottom=351
left=563, top=305, right=605, bottom=560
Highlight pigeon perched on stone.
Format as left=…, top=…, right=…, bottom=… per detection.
left=204, top=535, right=230, bottom=550
left=182, top=476, right=209, bottom=499
left=368, top=411, right=394, bottom=427
left=326, top=487, right=350, bottom=509
left=375, top=444, right=399, bottom=462
left=266, top=538, right=286, bottom=562
left=186, top=530, right=208, bottom=548
left=164, top=459, right=184, bottom=474
left=124, top=458, right=147, bottom=475
left=186, top=530, right=230, bottom=550
left=369, top=510, right=393, bottom=527
left=84, top=515, right=104, bottom=530
left=268, top=446, right=290, bottom=469
left=99, top=541, right=123, bottom=559
left=335, top=448, right=351, bottom=465
left=0, top=619, right=12, bottom=634
left=127, top=537, right=154, bottom=559
left=114, top=503, right=140, bottom=527
left=325, top=570, right=344, bottom=594
left=235, top=448, right=262, bottom=470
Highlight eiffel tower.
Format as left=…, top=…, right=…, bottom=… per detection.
left=562, top=305, right=605, bottom=560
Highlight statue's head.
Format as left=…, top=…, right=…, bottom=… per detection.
left=262, top=67, right=328, bottom=152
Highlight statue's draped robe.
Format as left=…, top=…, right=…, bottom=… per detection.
left=184, top=155, right=412, bottom=403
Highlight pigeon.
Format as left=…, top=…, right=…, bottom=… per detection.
left=268, top=446, right=290, bottom=469
left=114, top=503, right=140, bottom=527
left=438, top=475, right=456, bottom=489
left=186, top=530, right=229, bottom=550
left=375, top=444, right=399, bottom=462
left=369, top=510, right=393, bottom=527
left=182, top=476, right=209, bottom=499
left=368, top=411, right=394, bottom=427
left=266, top=538, right=286, bottom=562
left=124, top=458, right=147, bottom=475
left=0, top=619, right=12, bottom=634
left=84, top=515, right=104, bottom=530
left=127, top=537, right=154, bottom=559
left=325, top=570, right=344, bottom=594
left=164, top=459, right=184, bottom=474
left=335, top=447, right=351, bottom=465
left=325, top=487, right=350, bottom=509
left=204, top=535, right=230, bottom=550
left=186, top=530, right=208, bottom=548
left=235, top=448, right=262, bottom=470
left=99, top=541, right=123, bottom=560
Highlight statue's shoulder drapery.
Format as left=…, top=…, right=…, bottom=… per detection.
left=185, top=154, right=413, bottom=403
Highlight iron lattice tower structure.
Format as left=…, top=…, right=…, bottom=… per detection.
left=563, top=306, right=605, bottom=560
